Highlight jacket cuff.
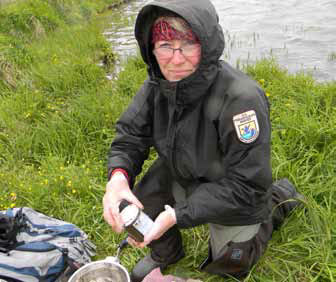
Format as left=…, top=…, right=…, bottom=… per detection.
left=108, top=168, right=130, bottom=183
left=174, top=201, right=193, bottom=229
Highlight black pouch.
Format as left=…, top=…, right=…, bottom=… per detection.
left=200, top=221, right=272, bottom=279
left=0, top=209, right=25, bottom=252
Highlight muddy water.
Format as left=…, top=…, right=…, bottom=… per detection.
left=104, top=0, right=336, bottom=82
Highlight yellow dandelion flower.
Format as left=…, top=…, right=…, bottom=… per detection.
left=10, top=203, right=16, bottom=208
left=72, top=189, right=77, bottom=194
left=60, top=175, right=64, bottom=180
left=10, top=192, right=17, bottom=201
left=259, top=79, right=265, bottom=85
left=266, top=92, right=270, bottom=97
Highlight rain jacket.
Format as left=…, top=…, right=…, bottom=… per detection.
left=107, top=0, right=272, bottom=228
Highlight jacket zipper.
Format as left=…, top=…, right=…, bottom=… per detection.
left=172, top=107, right=184, bottom=180
left=169, top=93, right=184, bottom=180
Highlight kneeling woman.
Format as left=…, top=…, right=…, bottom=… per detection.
left=103, top=0, right=302, bottom=281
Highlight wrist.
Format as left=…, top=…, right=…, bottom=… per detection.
left=106, top=171, right=130, bottom=193
left=107, top=169, right=129, bottom=187
left=110, top=171, right=128, bottom=181
left=164, top=205, right=177, bottom=224
left=111, top=168, right=129, bottom=181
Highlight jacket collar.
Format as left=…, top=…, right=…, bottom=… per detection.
left=153, top=63, right=219, bottom=106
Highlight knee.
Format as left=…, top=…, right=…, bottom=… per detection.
left=200, top=223, right=272, bottom=279
left=200, top=240, right=259, bottom=278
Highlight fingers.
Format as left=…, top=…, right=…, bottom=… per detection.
left=102, top=194, right=124, bottom=233
left=106, top=177, right=143, bottom=210
left=143, top=222, right=161, bottom=244
left=123, top=193, right=144, bottom=210
left=111, top=203, right=124, bottom=233
left=127, top=236, right=146, bottom=248
left=143, top=210, right=176, bottom=244
left=125, top=210, right=177, bottom=249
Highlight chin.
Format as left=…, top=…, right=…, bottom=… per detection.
left=167, top=74, right=190, bottom=81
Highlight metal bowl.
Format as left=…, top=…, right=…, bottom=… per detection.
left=68, top=258, right=130, bottom=282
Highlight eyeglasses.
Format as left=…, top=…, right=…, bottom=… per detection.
left=153, top=43, right=201, bottom=59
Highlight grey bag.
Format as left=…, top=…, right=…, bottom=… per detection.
left=0, top=207, right=96, bottom=282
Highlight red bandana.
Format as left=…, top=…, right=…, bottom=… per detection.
left=151, top=20, right=199, bottom=44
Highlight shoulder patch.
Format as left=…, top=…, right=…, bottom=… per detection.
left=233, top=110, right=259, bottom=143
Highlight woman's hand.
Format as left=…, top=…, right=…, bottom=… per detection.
left=127, top=205, right=177, bottom=248
left=103, top=172, right=143, bottom=233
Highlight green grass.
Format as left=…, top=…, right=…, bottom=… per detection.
left=0, top=1, right=335, bottom=281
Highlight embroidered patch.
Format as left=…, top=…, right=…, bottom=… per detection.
left=231, top=248, right=243, bottom=260
left=233, top=110, right=259, bottom=143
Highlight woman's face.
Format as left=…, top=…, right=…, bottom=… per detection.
left=153, top=39, right=201, bottom=81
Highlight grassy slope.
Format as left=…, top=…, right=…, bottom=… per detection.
left=0, top=1, right=335, bottom=281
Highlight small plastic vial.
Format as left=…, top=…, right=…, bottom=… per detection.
left=120, top=202, right=154, bottom=242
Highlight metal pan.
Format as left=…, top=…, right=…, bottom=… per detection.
left=68, top=239, right=130, bottom=282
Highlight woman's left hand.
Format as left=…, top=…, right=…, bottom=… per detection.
left=127, top=207, right=177, bottom=248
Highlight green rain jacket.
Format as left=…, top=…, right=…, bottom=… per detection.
left=107, top=0, right=272, bottom=228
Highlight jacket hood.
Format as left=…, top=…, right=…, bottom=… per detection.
left=134, top=0, right=225, bottom=83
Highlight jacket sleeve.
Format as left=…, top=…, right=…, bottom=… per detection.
left=107, top=81, right=154, bottom=187
left=174, top=81, right=272, bottom=228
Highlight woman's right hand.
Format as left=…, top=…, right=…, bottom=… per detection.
left=103, top=171, right=143, bottom=233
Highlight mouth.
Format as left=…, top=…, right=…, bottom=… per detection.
left=170, top=70, right=191, bottom=74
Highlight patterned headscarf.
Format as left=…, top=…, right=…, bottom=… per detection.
left=151, top=17, right=199, bottom=44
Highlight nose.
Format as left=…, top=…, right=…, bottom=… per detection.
left=170, top=49, right=186, bottom=64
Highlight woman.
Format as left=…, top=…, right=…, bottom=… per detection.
left=103, top=0, right=302, bottom=281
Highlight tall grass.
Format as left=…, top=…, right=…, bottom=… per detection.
left=244, top=61, right=336, bottom=282
left=0, top=0, right=123, bottom=254
left=0, top=1, right=335, bottom=281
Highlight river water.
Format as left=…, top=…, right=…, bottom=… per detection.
left=104, top=0, right=336, bottom=82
